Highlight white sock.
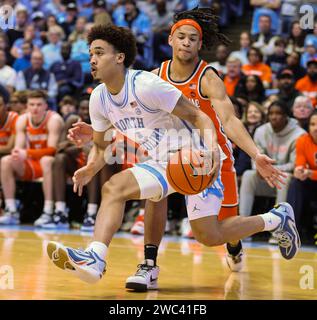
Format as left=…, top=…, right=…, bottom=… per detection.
left=5, top=199, right=16, bottom=212
left=139, top=208, right=145, bottom=216
left=259, top=212, right=282, bottom=231
left=87, top=241, right=107, bottom=260
left=43, top=200, right=54, bottom=214
left=55, top=201, right=66, bottom=213
left=87, top=203, right=98, bottom=216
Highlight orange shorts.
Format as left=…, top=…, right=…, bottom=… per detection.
left=22, top=159, right=43, bottom=181
left=218, top=169, right=239, bottom=221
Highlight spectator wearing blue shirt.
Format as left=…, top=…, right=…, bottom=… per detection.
left=71, top=24, right=93, bottom=83
left=301, top=40, right=317, bottom=69
left=16, top=50, right=58, bottom=110
left=114, top=0, right=152, bottom=69
left=50, top=42, right=83, bottom=102
left=304, top=22, right=317, bottom=51
left=41, top=26, right=64, bottom=70
left=31, top=11, right=48, bottom=44
left=13, top=41, right=32, bottom=72
left=93, top=0, right=113, bottom=26
left=60, top=2, right=78, bottom=38
left=11, top=25, right=43, bottom=59
left=266, top=38, right=287, bottom=80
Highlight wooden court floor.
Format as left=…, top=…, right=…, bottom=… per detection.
left=0, top=227, right=316, bottom=300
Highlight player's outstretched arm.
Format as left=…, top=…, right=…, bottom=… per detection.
left=172, top=94, right=220, bottom=185
left=73, top=128, right=113, bottom=196
left=201, top=69, right=287, bottom=189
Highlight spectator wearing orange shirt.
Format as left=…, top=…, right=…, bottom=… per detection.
left=287, top=111, right=317, bottom=237
left=242, top=47, right=272, bottom=88
left=224, top=56, right=244, bottom=97
left=295, top=59, right=317, bottom=107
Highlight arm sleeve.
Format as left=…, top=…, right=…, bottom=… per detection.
left=134, top=71, right=182, bottom=114
left=89, top=87, right=112, bottom=132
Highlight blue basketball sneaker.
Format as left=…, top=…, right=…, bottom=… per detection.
left=269, top=202, right=301, bottom=260
left=46, top=241, right=106, bottom=284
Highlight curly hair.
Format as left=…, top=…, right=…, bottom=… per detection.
left=173, top=7, right=231, bottom=50
left=87, top=24, right=137, bottom=68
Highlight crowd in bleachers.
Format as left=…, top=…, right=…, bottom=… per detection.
left=0, top=0, right=316, bottom=245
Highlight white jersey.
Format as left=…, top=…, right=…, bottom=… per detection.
left=90, top=69, right=214, bottom=162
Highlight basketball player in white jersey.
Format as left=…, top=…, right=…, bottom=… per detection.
left=46, top=25, right=300, bottom=285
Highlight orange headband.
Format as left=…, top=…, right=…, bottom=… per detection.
left=171, top=19, right=202, bottom=40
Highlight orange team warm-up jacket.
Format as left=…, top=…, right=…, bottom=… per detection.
left=295, top=133, right=317, bottom=180
left=295, top=75, right=317, bottom=107
left=242, top=63, right=272, bottom=84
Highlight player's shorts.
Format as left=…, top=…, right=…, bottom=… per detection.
left=22, top=158, right=43, bottom=181
left=218, top=169, right=239, bottom=220
left=128, top=159, right=224, bottom=221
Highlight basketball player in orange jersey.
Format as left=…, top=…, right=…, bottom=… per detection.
left=0, top=92, right=18, bottom=212
left=125, top=7, right=291, bottom=291
left=0, top=90, right=64, bottom=226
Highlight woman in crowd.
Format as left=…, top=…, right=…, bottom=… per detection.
left=234, top=101, right=266, bottom=179
left=287, top=110, right=317, bottom=240
left=235, top=74, right=266, bottom=103
left=292, top=95, right=314, bottom=131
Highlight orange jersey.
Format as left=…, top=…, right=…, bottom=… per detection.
left=223, top=75, right=240, bottom=97
left=159, top=59, right=235, bottom=171
left=26, top=110, right=54, bottom=150
left=295, top=75, right=317, bottom=107
left=295, top=133, right=317, bottom=180
left=242, top=62, right=272, bottom=84
left=0, top=111, right=18, bottom=146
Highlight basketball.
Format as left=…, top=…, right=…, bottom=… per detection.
left=166, top=148, right=213, bottom=195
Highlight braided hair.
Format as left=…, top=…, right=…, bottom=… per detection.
left=173, top=7, right=231, bottom=50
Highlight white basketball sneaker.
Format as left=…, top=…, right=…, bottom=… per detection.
left=46, top=241, right=106, bottom=284
left=225, top=241, right=244, bottom=272
left=125, top=259, right=159, bottom=292
left=34, top=212, right=53, bottom=227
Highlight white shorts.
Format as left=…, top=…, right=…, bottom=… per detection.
left=128, top=159, right=224, bottom=221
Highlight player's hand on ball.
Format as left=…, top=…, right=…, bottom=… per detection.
left=72, top=164, right=95, bottom=196
left=203, top=147, right=220, bottom=187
